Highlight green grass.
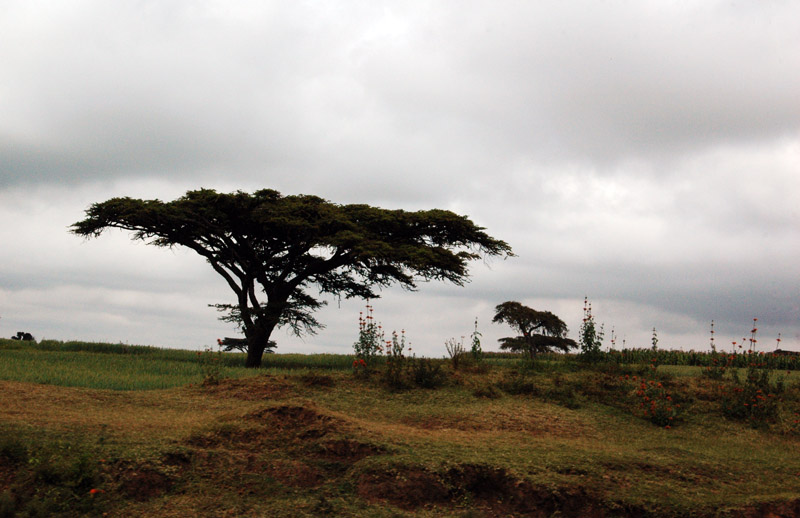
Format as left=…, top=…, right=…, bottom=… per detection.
left=0, top=348, right=251, bottom=390
left=0, top=339, right=359, bottom=390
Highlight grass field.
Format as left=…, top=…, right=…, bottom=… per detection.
left=1, top=339, right=799, bottom=517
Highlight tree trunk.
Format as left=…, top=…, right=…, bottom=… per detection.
left=245, top=343, right=267, bottom=368
left=243, top=324, right=275, bottom=368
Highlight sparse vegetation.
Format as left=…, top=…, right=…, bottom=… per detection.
left=1, top=334, right=799, bottom=517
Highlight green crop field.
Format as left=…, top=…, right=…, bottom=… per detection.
left=1, top=339, right=799, bottom=517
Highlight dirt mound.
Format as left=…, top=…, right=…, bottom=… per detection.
left=266, top=459, right=324, bottom=488
left=297, top=373, right=336, bottom=388
left=113, top=464, right=174, bottom=501
left=161, top=450, right=192, bottom=467
left=202, top=375, right=292, bottom=400
left=186, top=423, right=264, bottom=448
left=357, top=467, right=450, bottom=510
left=315, top=439, right=384, bottom=462
left=723, top=499, right=800, bottom=518
left=247, top=405, right=338, bottom=440
left=448, top=464, right=608, bottom=517
left=357, top=463, right=618, bottom=517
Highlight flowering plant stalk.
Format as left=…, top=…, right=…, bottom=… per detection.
left=470, top=318, right=483, bottom=362
left=201, top=345, right=224, bottom=386
left=383, top=330, right=409, bottom=390
left=353, top=302, right=384, bottom=366
left=579, top=297, right=603, bottom=361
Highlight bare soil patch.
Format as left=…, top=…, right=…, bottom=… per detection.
left=266, top=459, right=324, bottom=488
left=725, top=499, right=800, bottom=518
left=356, top=467, right=450, bottom=510
left=112, top=463, right=174, bottom=501
left=246, top=404, right=340, bottom=441
left=202, top=375, right=293, bottom=401
left=357, top=463, right=622, bottom=517
left=314, top=438, right=384, bottom=462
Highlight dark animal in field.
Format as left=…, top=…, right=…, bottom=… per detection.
left=11, top=331, right=34, bottom=341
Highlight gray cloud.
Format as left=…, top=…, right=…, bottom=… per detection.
left=0, top=1, right=798, bottom=354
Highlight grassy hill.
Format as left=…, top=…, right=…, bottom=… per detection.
left=1, top=339, right=799, bottom=517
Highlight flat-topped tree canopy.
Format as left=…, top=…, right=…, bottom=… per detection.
left=493, top=301, right=576, bottom=358
left=71, top=188, right=514, bottom=367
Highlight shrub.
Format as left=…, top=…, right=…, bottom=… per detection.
left=352, top=358, right=369, bottom=379
left=720, top=360, right=782, bottom=428
left=444, top=337, right=466, bottom=370
left=544, top=384, right=582, bottom=409
left=382, top=330, right=410, bottom=391
left=409, top=358, right=447, bottom=389
left=353, top=303, right=384, bottom=365
left=0, top=437, right=27, bottom=465
left=13, top=446, right=105, bottom=516
left=497, top=370, right=539, bottom=396
left=199, top=347, right=224, bottom=386
left=472, top=384, right=503, bottom=399
left=631, top=379, right=683, bottom=428
left=462, top=359, right=491, bottom=375
left=702, top=352, right=730, bottom=381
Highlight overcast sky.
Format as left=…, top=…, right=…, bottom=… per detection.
left=1, top=1, right=798, bottom=357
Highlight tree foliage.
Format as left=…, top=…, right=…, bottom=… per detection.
left=492, top=301, right=576, bottom=358
left=71, top=188, right=513, bottom=367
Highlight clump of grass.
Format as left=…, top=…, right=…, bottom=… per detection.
left=0, top=436, right=28, bottom=466
left=199, top=347, right=225, bottom=386
left=496, top=370, right=540, bottom=396
left=298, top=372, right=336, bottom=387
left=0, top=436, right=106, bottom=517
left=409, top=358, right=447, bottom=389
left=472, top=384, right=503, bottom=399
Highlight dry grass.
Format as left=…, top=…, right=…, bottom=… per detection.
left=1, top=363, right=799, bottom=517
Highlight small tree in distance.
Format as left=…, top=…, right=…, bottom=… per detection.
left=492, top=301, right=576, bottom=359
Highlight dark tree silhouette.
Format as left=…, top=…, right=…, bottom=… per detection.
left=492, top=301, right=576, bottom=358
left=72, top=188, right=513, bottom=367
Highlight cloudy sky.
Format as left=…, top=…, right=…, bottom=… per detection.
left=1, top=1, right=798, bottom=357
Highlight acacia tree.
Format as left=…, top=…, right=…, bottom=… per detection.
left=492, top=301, right=576, bottom=358
left=71, top=188, right=513, bottom=367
